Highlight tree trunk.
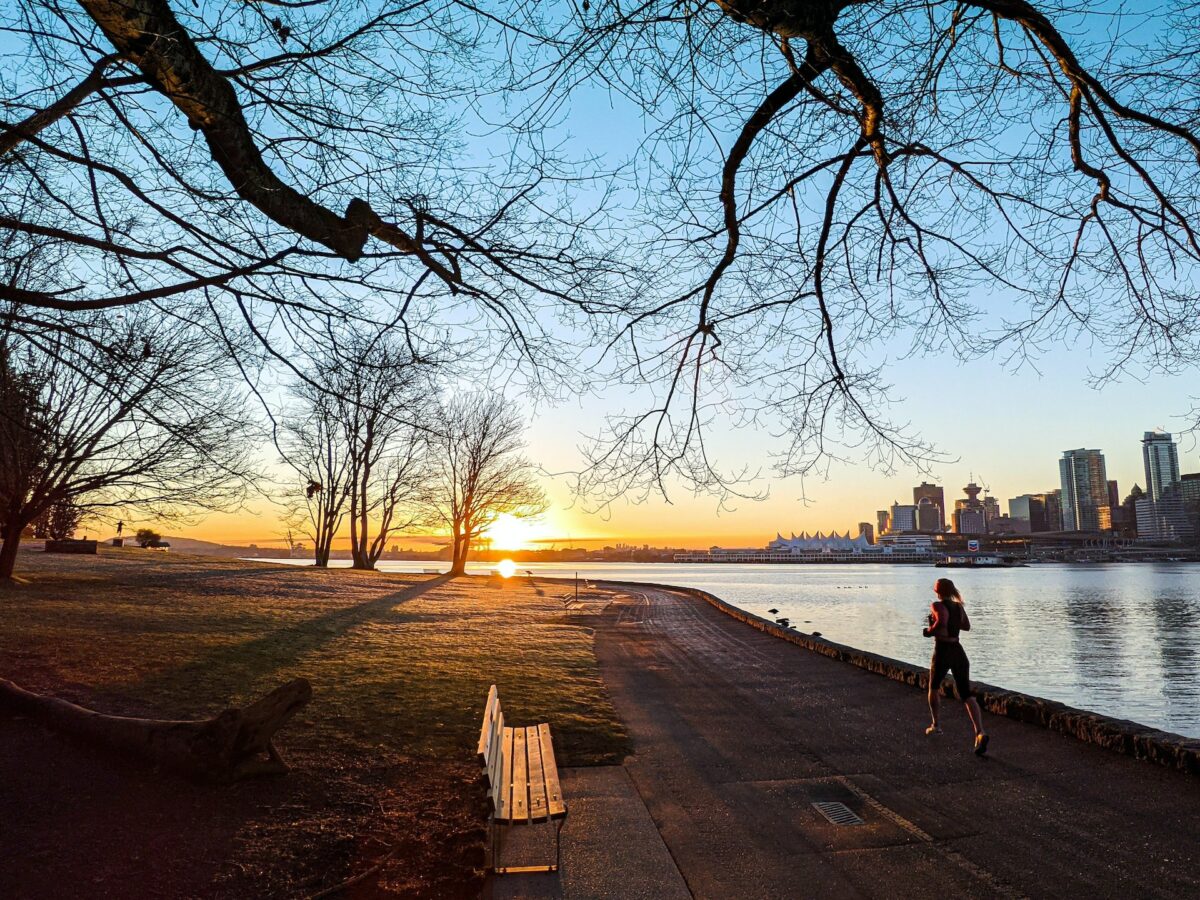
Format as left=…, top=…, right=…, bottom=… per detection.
left=0, top=676, right=312, bottom=782
left=0, top=519, right=23, bottom=581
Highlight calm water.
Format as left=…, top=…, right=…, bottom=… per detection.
left=264, top=559, right=1200, bottom=738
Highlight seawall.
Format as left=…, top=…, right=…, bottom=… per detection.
left=591, top=578, right=1200, bottom=777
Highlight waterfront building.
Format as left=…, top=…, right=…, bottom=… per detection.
left=890, top=502, right=918, bottom=533
left=1142, top=431, right=1181, bottom=502
left=1044, top=489, right=1064, bottom=531
left=876, top=509, right=891, bottom=536
left=1135, top=495, right=1194, bottom=543
left=677, top=530, right=935, bottom=563
left=952, top=481, right=987, bottom=534
left=858, top=522, right=875, bottom=545
left=988, top=514, right=1029, bottom=535
left=912, top=482, right=946, bottom=530
left=1009, top=494, right=1048, bottom=532
left=982, top=493, right=1001, bottom=525
left=915, top=497, right=942, bottom=532
left=1059, top=449, right=1110, bottom=532
left=1182, top=473, right=1200, bottom=505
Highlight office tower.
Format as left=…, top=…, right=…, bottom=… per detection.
left=1009, top=494, right=1048, bottom=532
left=982, top=494, right=1000, bottom=524
left=1107, top=480, right=1120, bottom=511
left=890, top=502, right=918, bottom=533
left=1135, top=494, right=1194, bottom=542
left=1044, top=489, right=1063, bottom=531
left=916, top=497, right=942, bottom=531
left=1142, top=431, right=1181, bottom=502
left=858, top=522, right=875, bottom=545
left=1059, top=449, right=1110, bottom=531
left=913, top=482, right=946, bottom=530
left=952, top=482, right=987, bottom=534
left=876, top=509, right=891, bottom=536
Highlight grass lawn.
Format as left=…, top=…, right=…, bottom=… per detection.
left=0, top=547, right=629, bottom=897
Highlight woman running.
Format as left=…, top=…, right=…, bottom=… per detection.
left=923, top=578, right=989, bottom=755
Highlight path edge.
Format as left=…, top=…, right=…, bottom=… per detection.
left=592, top=578, right=1200, bottom=777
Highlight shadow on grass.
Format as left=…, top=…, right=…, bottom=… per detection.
left=120, top=575, right=452, bottom=705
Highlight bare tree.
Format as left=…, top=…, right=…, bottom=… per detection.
left=280, top=373, right=353, bottom=568
left=426, top=393, right=547, bottom=577
left=528, top=0, right=1200, bottom=501
left=0, top=309, right=255, bottom=580
left=0, top=0, right=619, bottom=390
left=281, top=331, right=431, bottom=570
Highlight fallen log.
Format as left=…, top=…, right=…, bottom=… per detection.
left=0, top=676, right=312, bottom=782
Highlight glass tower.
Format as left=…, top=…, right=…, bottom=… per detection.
left=1059, top=449, right=1110, bottom=532
left=1142, top=431, right=1180, bottom=502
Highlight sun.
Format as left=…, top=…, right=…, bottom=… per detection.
left=482, top=513, right=547, bottom=551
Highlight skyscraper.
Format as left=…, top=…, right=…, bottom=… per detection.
left=1142, top=431, right=1180, bottom=502
left=890, top=502, right=918, bottom=533
left=953, top=482, right=987, bottom=534
left=912, top=482, right=945, bottom=531
left=1009, top=494, right=1048, bottom=532
left=1059, top=449, right=1110, bottom=532
left=876, top=509, right=891, bottom=536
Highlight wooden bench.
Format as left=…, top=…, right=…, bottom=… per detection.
left=477, top=685, right=567, bottom=874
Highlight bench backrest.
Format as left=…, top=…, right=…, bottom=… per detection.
left=477, top=685, right=504, bottom=793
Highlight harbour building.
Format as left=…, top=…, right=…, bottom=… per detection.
left=1135, top=432, right=1193, bottom=542
left=1059, top=449, right=1110, bottom=532
left=1009, top=494, right=1048, bottom=533
left=1142, top=431, right=1180, bottom=502
left=953, top=482, right=987, bottom=534
left=890, top=502, right=918, bottom=533
left=912, top=482, right=945, bottom=531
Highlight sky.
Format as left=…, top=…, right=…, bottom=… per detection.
left=26, top=0, right=1192, bottom=551
left=178, top=338, right=1199, bottom=550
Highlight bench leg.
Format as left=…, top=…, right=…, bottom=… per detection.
left=492, top=816, right=566, bottom=875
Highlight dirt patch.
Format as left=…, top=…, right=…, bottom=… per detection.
left=0, top=549, right=627, bottom=897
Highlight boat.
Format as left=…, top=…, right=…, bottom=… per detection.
left=935, top=554, right=1025, bottom=568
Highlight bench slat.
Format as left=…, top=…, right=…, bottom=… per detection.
left=538, top=723, right=566, bottom=819
left=495, top=726, right=515, bottom=819
left=526, top=725, right=549, bottom=821
left=511, top=726, right=530, bottom=822
left=477, top=685, right=500, bottom=766
left=486, top=708, right=505, bottom=811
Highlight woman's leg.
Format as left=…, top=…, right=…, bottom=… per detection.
left=927, top=652, right=949, bottom=731
left=952, top=647, right=985, bottom=738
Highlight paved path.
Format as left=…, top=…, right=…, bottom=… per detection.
left=588, top=586, right=1200, bottom=899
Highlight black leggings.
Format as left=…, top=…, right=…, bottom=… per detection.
left=930, top=641, right=973, bottom=700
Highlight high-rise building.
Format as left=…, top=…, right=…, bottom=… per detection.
left=915, top=497, right=942, bottom=531
left=1059, top=449, right=1110, bottom=532
left=1142, top=431, right=1181, bottom=502
left=953, top=482, right=987, bottom=534
left=1009, top=494, right=1048, bottom=532
left=890, top=502, right=918, bottom=533
left=1044, top=489, right=1063, bottom=531
left=1107, top=480, right=1120, bottom=511
left=1135, top=495, right=1194, bottom=542
left=876, top=509, right=891, bottom=536
left=858, top=522, right=875, bottom=545
left=982, top=494, right=1000, bottom=524
left=913, top=482, right=945, bottom=530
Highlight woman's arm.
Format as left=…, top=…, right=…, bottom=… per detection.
left=923, top=602, right=946, bottom=637
left=959, top=606, right=971, bottom=631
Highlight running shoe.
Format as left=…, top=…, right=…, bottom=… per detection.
left=925, top=725, right=942, bottom=735
left=974, top=733, right=990, bottom=756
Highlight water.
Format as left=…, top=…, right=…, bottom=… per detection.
left=261, top=558, right=1200, bottom=738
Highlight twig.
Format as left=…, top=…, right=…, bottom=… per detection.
left=302, top=846, right=398, bottom=900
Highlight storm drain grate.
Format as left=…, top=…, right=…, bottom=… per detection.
left=812, top=801, right=864, bottom=826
